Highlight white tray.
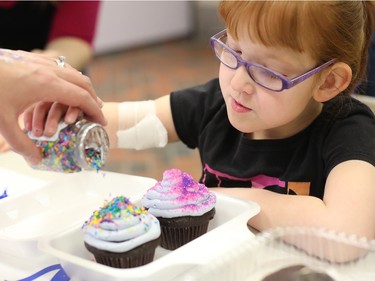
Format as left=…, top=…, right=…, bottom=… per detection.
left=0, top=171, right=157, bottom=258
left=39, top=193, right=260, bottom=281
left=0, top=167, right=47, bottom=202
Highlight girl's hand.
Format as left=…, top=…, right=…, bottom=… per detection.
left=23, top=102, right=82, bottom=138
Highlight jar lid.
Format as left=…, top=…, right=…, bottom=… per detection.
left=76, top=120, right=109, bottom=171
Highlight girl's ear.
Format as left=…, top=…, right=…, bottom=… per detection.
left=314, top=62, right=352, bottom=102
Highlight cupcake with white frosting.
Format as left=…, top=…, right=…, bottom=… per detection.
left=141, top=168, right=216, bottom=250
left=82, top=196, right=160, bottom=268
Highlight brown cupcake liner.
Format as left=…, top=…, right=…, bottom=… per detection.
left=85, top=236, right=161, bottom=268
left=157, top=208, right=216, bottom=250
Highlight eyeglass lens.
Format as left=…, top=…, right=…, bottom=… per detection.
left=212, top=40, right=284, bottom=91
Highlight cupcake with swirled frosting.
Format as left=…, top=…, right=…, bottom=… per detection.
left=141, top=168, right=216, bottom=250
left=82, top=196, right=161, bottom=268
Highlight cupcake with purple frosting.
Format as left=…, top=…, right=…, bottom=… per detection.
left=141, top=168, right=216, bottom=250
left=82, top=196, right=161, bottom=268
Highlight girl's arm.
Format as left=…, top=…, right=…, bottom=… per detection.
left=102, top=95, right=179, bottom=149
left=213, top=160, right=375, bottom=240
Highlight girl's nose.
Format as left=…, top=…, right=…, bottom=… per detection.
left=230, top=66, right=256, bottom=95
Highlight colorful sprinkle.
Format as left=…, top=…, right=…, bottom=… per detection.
left=29, top=121, right=106, bottom=173
left=85, top=148, right=102, bottom=172
left=83, top=196, right=148, bottom=229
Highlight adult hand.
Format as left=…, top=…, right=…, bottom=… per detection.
left=0, top=49, right=106, bottom=164
left=0, top=136, right=11, bottom=152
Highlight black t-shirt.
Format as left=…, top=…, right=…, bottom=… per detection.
left=170, top=78, right=375, bottom=199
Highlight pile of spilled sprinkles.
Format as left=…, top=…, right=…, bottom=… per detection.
left=83, top=196, right=148, bottom=229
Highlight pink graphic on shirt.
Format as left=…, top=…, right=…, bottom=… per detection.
left=202, top=163, right=286, bottom=189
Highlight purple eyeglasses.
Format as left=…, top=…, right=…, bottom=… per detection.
left=210, top=30, right=337, bottom=92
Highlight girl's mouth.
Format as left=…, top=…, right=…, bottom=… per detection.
left=231, top=97, right=251, bottom=113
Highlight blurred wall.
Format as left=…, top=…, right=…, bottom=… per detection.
left=94, top=1, right=194, bottom=54
left=193, top=1, right=223, bottom=40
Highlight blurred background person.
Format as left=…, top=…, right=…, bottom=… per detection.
left=0, top=1, right=101, bottom=71
left=0, top=0, right=101, bottom=152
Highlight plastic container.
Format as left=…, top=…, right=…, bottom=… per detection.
left=182, top=227, right=375, bottom=281
left=27, top=119, right=109, bottom=173
left=0, top=171, right=156, bottom=258
left=0, top=167, right=47, bottom=202
left=0, top=170, right=261, bottom=280
left=38, top=188, right=260, bottom=280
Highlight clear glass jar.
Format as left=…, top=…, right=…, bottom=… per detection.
left=28, top=119, right=109, bottom=173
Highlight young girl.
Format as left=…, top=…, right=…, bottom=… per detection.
left=26, top=1, right=375, bottom=240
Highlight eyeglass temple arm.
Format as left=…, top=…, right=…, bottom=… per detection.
left=289, top=59, right=337, bottom=88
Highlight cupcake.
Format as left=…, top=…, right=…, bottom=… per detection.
left=82, top=196, right=161, bottom=268
left=141, top=168, right=216, bottom=250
